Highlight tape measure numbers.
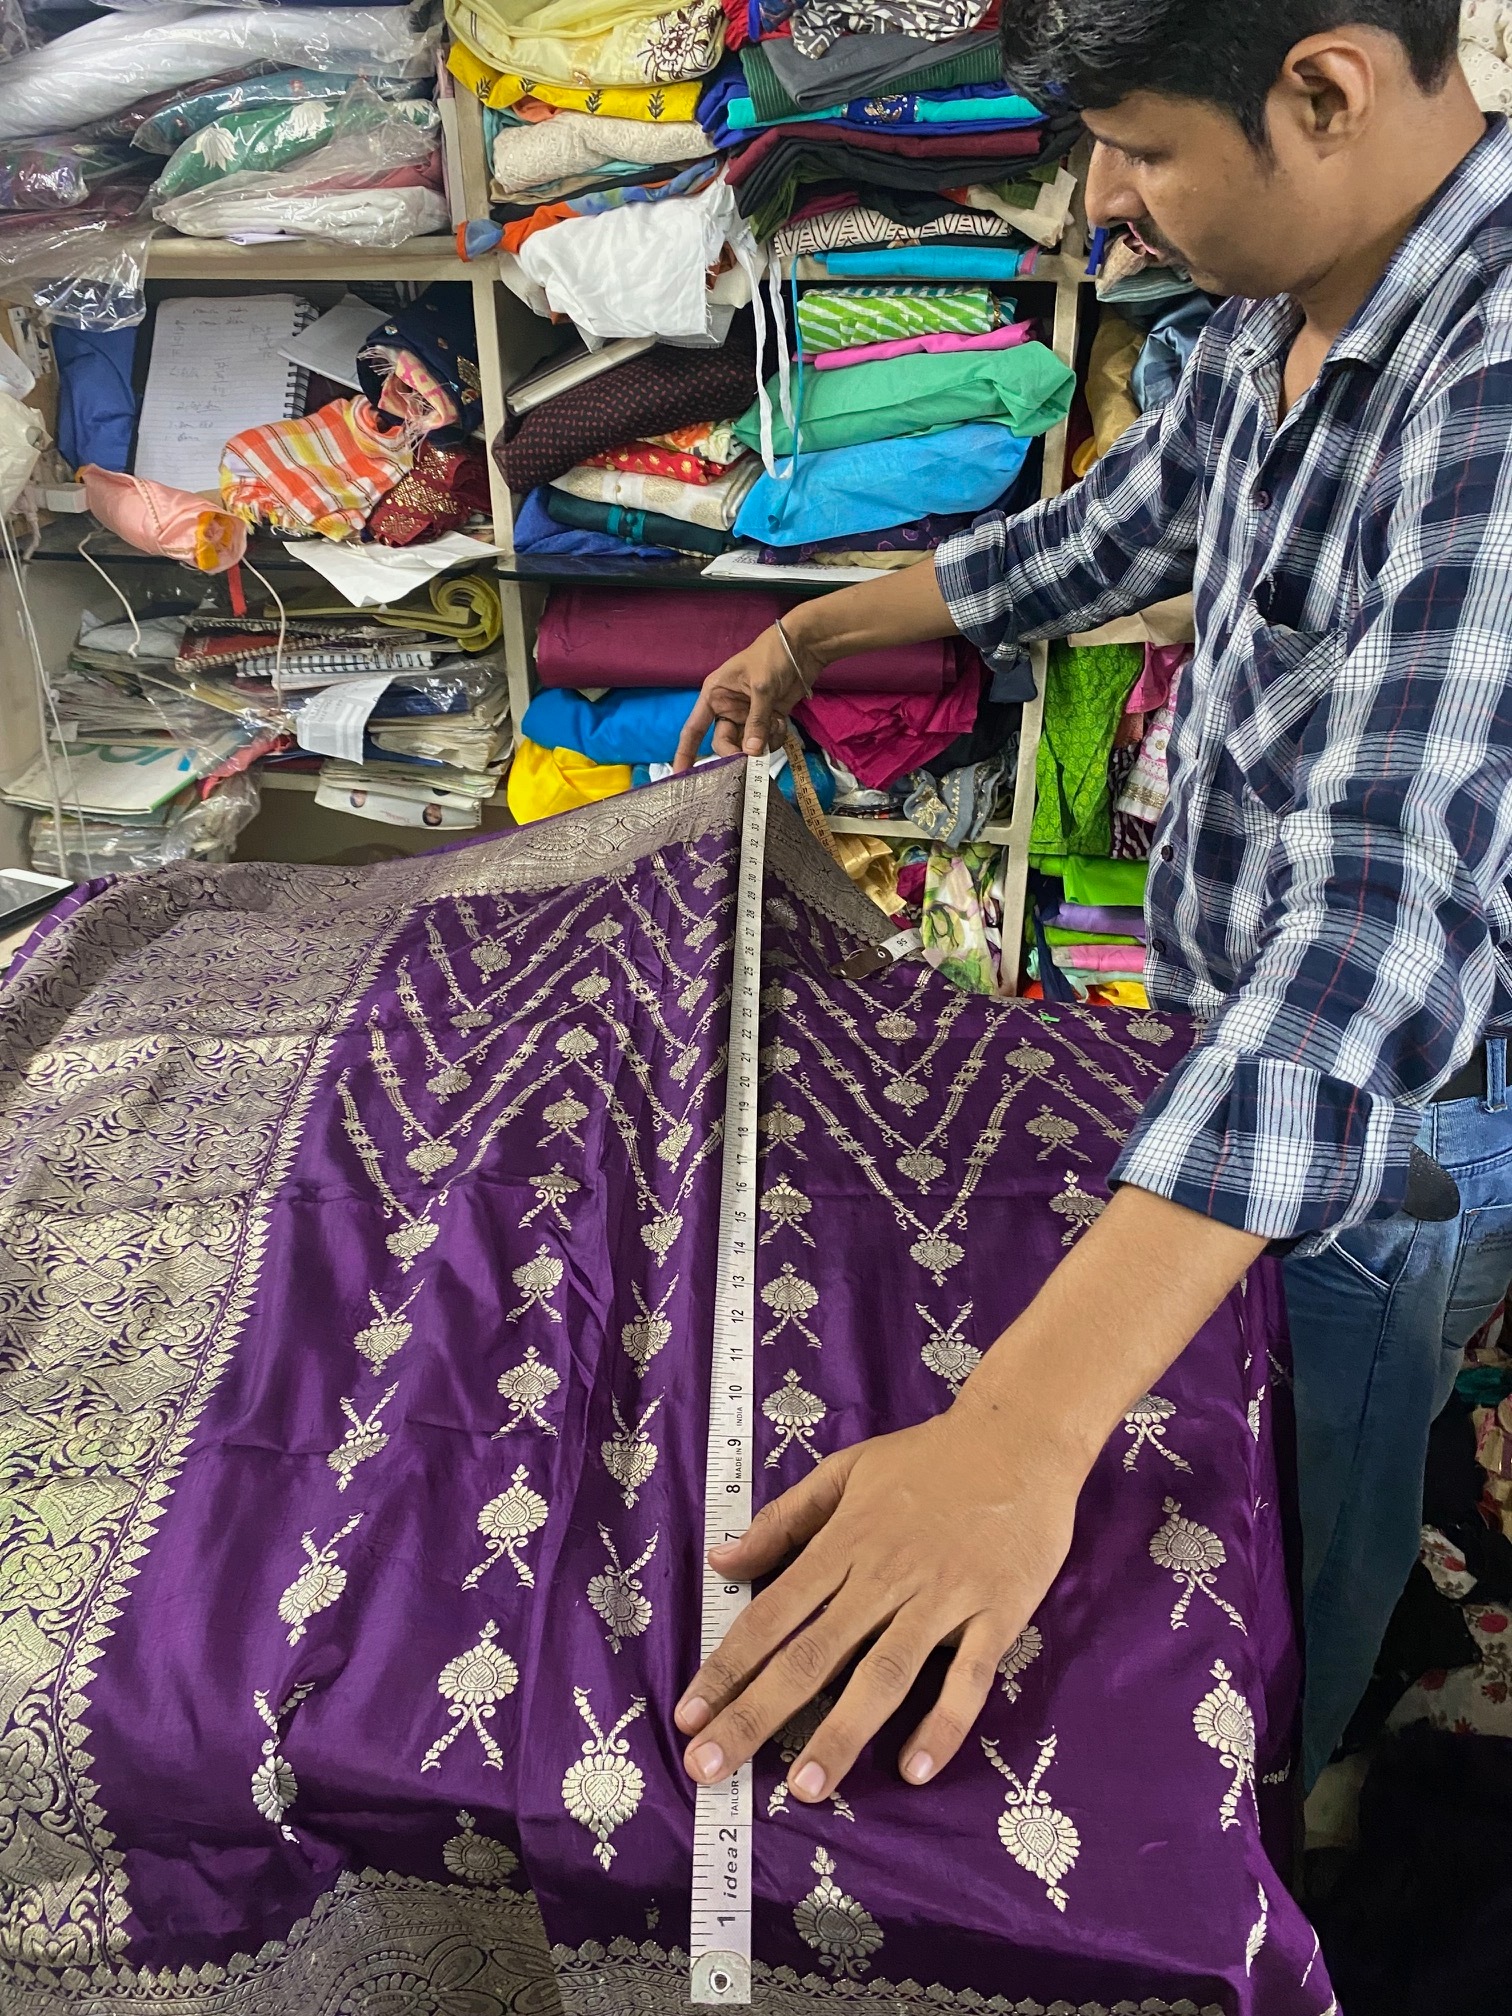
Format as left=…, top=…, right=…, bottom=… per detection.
left=690, top=755, right=770, bottom=2006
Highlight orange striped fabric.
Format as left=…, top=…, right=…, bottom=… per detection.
left=220, top=397, right=412, bottom=541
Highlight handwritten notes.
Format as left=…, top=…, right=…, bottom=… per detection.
left=134, top=294, right=312, bottom=495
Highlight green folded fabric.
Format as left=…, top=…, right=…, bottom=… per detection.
left=1030, top=642, right=1144, bottom=859
left=1042, top=927, right=1143, bottom=947
left=154, top=96, right=436, bottom=199
left=734, top=343, right=1076, bottom=457
left=1056, top=855, right=1152, bottom=908
left=739, top=40, right=1007, bottom=125
left=797, top=285, right=1000, bottom=353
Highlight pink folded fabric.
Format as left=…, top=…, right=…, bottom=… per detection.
left=812, top=321, right=1035, bottom=372
left=1056, top=943, right=1151, bottom=974
left=533, top=586, right=974, bottom=695
left=1126, top=643, right=1190, bottom=715
left=796, top=665, right=982, bottom=790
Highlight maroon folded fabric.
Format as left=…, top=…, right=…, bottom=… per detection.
left=533, top=587, right=974, bottom=695
left=498, top=328, right=758, bottom=493
left=726, top=124, right=1056, bottom=186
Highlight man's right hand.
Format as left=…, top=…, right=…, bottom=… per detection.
left=672, top=624, right=814, bottom=772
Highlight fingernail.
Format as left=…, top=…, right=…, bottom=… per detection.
left=677, top=1696, right=711, bottom=1733
left=791, top=1761, right=826, bottom=1799
left=691, top=1742, right=725, bottom=1782
left=903, top=1751, right=935, bottom=1785
left=708, top=1541, right=737, bottom=1562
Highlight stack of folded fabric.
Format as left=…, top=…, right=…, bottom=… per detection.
left=1072, top=237, right=1218, bottom=477
left=1023, top=617, right=1194, bottom=1009
left=0, top=5, right=446, bottom=311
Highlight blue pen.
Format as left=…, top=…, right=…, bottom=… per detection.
left=1085, top=226, right=1108, bottom=277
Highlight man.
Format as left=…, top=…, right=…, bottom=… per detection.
left=669, top=0, right=1512, bottom=1809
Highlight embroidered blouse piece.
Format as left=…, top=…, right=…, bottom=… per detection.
left=0, top=764, right=1333, bottom=2012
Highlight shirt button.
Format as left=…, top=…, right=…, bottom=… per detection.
left=1160, top=844, right=1175, bottom=863
left=1256, top=488, right=1272, bottom=510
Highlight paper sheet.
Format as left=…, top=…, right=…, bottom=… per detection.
left=279, top=293, right=387, bottom=393
left=134, top=294, right=312, bottom=494
left=295, top=673, right=396, bottom=764
left=284, top=532, right=499, bottom=606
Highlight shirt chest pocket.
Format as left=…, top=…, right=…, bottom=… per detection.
left=1223, top=620, right=1345, bottom=816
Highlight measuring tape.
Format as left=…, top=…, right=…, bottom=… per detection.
left=690, top=754, right=770, bottom=2006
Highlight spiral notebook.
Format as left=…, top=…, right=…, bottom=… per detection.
left=133, top=294, right=317, bottom=497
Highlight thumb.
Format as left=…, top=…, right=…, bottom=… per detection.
left=709, top=1447, right=856, bottom=1579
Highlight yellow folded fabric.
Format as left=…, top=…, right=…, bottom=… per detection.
left=1071, top=312, right=1144, bottom=477
left=507, top=739, right=633, bottom=822
left=1089, top=980, right=1151, bottom=1009
left=448, top=43, right=702, bottom=119
left=830, top=833, right=907, bottom=917
left=444, top=0, right=724, bottom=95
left=281, top=574, right=503, bottom=652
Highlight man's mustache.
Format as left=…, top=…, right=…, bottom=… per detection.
left=1127, top=220, right=1185, bottom=265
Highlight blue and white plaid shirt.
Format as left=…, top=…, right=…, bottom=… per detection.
left=939, top=116, right=1512, bottom=1244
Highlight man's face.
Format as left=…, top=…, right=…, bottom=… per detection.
left=1082, top=89, right=1335, bottom=300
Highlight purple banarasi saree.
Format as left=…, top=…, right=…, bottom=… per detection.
left=0, top=761, right=1335, bottom=2014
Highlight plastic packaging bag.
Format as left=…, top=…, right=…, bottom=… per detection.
left=0, top=0, right=32, bottom=60
left=0, top=389, right=46, bottom=515
left=0, top=136, right=149, bottom=214
left=131, top=69, right=426, bottom=155
left=28, top=772, right=261, bottom=880
left=153, top=91, right=437, bottom=199
left=0, top=213, right=154, bottom=330
left=152, top=100, right=445, bottom=248
left=0, top=7, right=442, bottom=144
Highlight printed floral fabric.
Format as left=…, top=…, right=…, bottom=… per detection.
left=365, top=439, right=493, bottom=546
left=790, top=0, right=991, bottom=61
left=582, top=438, right=746, bottom=484
left=445, top=0, right=725, bottom=92
left=448, top=41, right=704, bottom=119
left=0, top=762, right=1332, bottom=2012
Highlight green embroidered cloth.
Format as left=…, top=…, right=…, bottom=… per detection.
left=1029, top=642, right=1144, bottom=859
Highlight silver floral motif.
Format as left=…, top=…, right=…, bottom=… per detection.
left=1122, top=1392, right=1192, bottom=1474
left=910, top=1231, right=964, bottom=1284
left=1245, top=1882, right=1268, bottom=1975
left=1248, top=1387, right=1266, bottom=1442
left=760, top=1174, right=814, bottom=1246
left=896, top=1147, right=946, bottom=1187
left=641, top=1210, right=683, bottom=1265
left=1193, top=1659, right=1257, bottom=1831
left=442, top=1809, right=518, bottom=1888
left=982, top=1732, right=1081, bottom=1913
left=421, top=1620, right=519, bottom=1773
left=918, top=1303, right=980, bottom=1396
left=587, top=1527, right=658, bottom=1653
left=562, top=1688, right=647, bottom=1869
left=278, top=1515, right=363, bottom=1645
left=882, top=1078, right=928, bottom=1114
left=762, top=1370, right=827, bottom=1467
left=759, top=1105, right=806, bottom=1151
left=521, top=1164, right=580, bottom=1231
left=328, top=1383, right=399, bottom=1492
left=1025, top=1107, right=1088, bottom=1163
left=997, top=1625, right=1044, bottom=1705
left=353, top=1282, right=422, bottom=1375
left=767, top=1698, right=854, bottom=1822
left=602, top=1394, right=662, bottom=1507
left=761, top=1263, right=822, bottom=1349
left=556, top=1027, right=597, bottom=1062
left=1151, top=1498, right=1247, bottom=1634
left=793, top=1848, right=883, bottom=1979
left=876, top=1009, right=916, bottom=1042
left=464, top=1465, right=548, bottom=1590
left=506, top=1246, right=564, bottom=1323
left=539, top=1092, right=589, bottom=1146
left=495, top=1343, right=561, bottom=1437
left=1127, top=1014, right=1174, bottom=1044
left=251, top=1682, right=313, bottom=1842
left=1049, top=1171, right=1105, bottom=1246
left=621, top=1281, right=676, bottom=1375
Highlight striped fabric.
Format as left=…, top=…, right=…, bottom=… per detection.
left=221, top=397, right=411, bottom=541
left=797, top=284, right=1000, bottom=355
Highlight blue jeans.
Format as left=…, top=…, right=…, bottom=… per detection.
left=1285, top=1039, right=1512, bottom=1787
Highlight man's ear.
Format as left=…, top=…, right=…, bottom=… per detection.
left=1269, top=30, right=1380, bottom=154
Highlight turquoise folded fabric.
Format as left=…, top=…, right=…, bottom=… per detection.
left=733, top=423, right=1030, bottom=548
left=810, top=248, right=1033, bottom=281
left=735, top=342, right=1074, bottom=458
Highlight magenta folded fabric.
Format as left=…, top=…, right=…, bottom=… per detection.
left=812, top=320, right=1035, bottom=372
left=533, top=586, right=972, bottom=694
left=796, top=666, right=982, bottom=789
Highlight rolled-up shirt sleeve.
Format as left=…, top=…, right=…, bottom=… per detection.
left=1112, top=359, right=1512, bottom=1246
left=935, top=311, right=1221, bottom=667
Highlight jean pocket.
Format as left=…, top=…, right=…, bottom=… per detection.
left=1323, top=1215, right=1422, bottom=1298
left=1446, top=1202, right=1512, bottom=1324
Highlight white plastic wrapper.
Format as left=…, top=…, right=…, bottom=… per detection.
left=0, top=6, right=442, bottom=143
left=0, top=216, right=155, bottom=330
left=0, top=0, right=32, bottom=59
left=153, top=106, right=446, bottom=248
left=28, top=773, right=262, bottom=880
left=0, top=389, right=45, bottom=516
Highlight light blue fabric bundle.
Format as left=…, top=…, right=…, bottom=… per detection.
left=733, top=423, right=1030, bottom=548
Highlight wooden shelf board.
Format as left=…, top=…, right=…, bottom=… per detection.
left=827, top=815, right=1014, bottom=846
left=147, top=236, right=468, bottom=282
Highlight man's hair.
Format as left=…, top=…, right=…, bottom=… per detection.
left=1000, top=2, right=1463, bottom=141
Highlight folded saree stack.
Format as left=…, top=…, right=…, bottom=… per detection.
left=0, top=760, right=1337, bottom=2012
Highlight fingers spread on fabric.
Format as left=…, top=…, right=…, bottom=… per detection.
left=708, top=1452, right=852, bottom=1577
left=672, top=692, right=717, bottom=773
left=898, top=1613, right=1011, bottom=1784
left=786, top=1616, right=939, bottom=1800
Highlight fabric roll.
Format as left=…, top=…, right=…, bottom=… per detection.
left=220, top=396, right=411, bottom=542
left=796, top=283, right=999, bottom=351
left=791, top=0, right=993, bottom=63
left=498, top=158, right=721, bottom=251
left=544, top=488, right=730, bottom=555
left=551, top=455, right=759, bottom=530
left=1058, top=853, right=1150, bottom=908
left=582, top=439, right=744, bottom=485
left=497, top=327, right=756, bottom=491
left=736, top=342, right=1075, bottom=458
left=725, top=90, right=1044, bottom=137
left=1054, top=903, right=1147, bottom=939
left=757, top=508, right=978, bottom=563
left=735, top=421, right=1031, bottom=546
left=533, top=585, right=978, bottom=692
left=505, top=738, right=632, bottom=822
left=812, top=319, right=1032, bottom=370
left=491, top=111, right=712, bottom=195
left=796, top=664, right=983, bottom=789
left=1031, top=642, right=1145, bottom=860
left=755, top=26, right=1004, bottom=110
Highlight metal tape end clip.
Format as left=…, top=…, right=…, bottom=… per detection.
left=692, top=1952, right=752, bottom=2004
